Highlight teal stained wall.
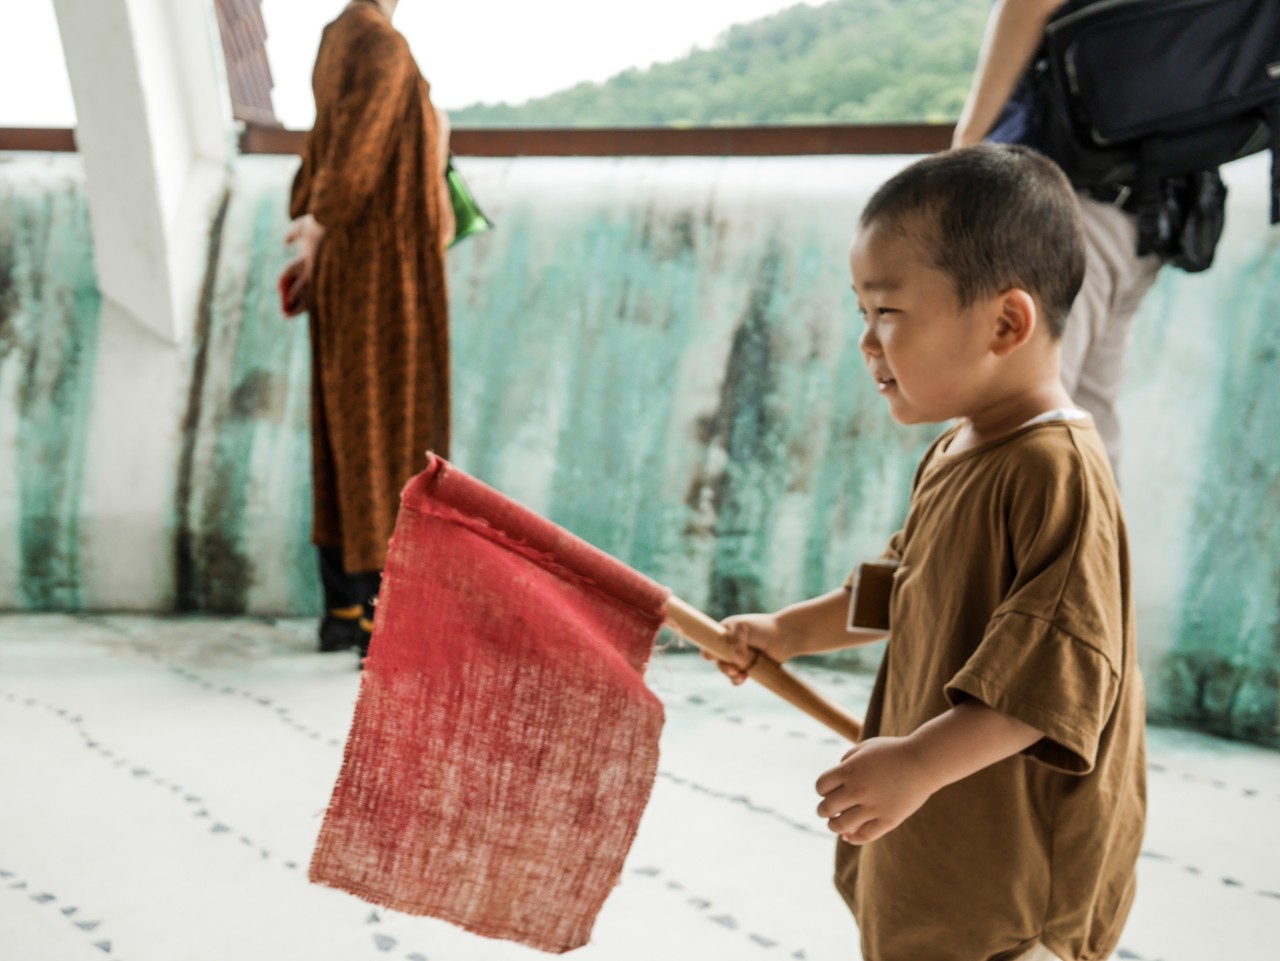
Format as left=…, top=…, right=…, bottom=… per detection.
left=174, top=158, right=318, bottom=614
left=444, top=159, right=934, bottom=625
left=0, top=151, right=1277, bottom=745
left=0, top=155, right=100, bottom=610
left=1159, top=241, right=1280, bottom=742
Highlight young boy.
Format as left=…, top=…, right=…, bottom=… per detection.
left=716, top=144, right=1145, bottom=961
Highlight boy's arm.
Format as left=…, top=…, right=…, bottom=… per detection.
left=814, top=700, right=1042, bottom=844
left=711, top=588, right=886, bottom=685
left=952, top=0, right=1068, bottom=148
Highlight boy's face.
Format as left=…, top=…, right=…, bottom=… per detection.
left=850, top=219, right=998, bottom=426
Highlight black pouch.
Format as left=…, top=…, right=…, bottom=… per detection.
left=1152, top=170, right=1228, bottom=273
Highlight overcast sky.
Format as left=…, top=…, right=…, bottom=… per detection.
left=0, top=0, right=815, bottom=128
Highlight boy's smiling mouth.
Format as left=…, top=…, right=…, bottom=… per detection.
left=872, top=371, right=897, bottom=392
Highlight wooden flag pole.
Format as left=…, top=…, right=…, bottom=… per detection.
left=663, top=595, right=863, bottom=743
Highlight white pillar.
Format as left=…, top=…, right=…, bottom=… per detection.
left=49, top=0, right=236, bottom=608
left=52, top=0, right=233, bottom=345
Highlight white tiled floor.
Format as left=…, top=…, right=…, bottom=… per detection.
left=1, top=614, right=1277, bottom=961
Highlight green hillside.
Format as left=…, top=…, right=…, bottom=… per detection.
left=451, top=0, right=986, bottom=127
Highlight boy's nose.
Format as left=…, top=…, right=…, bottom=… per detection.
left=859, top=325, right=881, bottom=357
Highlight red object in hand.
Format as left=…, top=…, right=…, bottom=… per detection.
left=278, top=269, right=304, bottom=316
left=309, top=455, right=669, bottom=953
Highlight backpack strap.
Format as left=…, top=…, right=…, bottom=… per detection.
left=1267, top=105, right=1280, bottom=225
left=1134, top=138, right=1165, bottom=257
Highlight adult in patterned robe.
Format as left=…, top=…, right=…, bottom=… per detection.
left=281, top=0, right=454, bottom=655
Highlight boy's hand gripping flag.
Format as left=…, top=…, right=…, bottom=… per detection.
left=309, top=454, right=861, bottom=953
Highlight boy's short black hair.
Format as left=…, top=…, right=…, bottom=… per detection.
left=859, top=144, right=1086, bottom=338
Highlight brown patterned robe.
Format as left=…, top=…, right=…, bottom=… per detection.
left=290, top=1, right=453, bottom=574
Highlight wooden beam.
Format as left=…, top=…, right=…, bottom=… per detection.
left=0, top=128, right=78, bottom=152
left=3, top=123, right=954, bottom=158
left=238, top=123, right=953, bottom=157
left=238, top=124, right=303, bottom=155
left=450, top=124, right=954, bottom=157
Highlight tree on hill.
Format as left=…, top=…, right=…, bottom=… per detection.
left=450, top=0, right=986, bottom=127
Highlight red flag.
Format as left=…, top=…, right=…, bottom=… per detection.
left=310, top=454, right=670, bottom=953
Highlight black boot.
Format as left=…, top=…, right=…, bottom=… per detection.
left=316, top=546, right=371, bottom=653
left=318, top=611, right=368, bottom=652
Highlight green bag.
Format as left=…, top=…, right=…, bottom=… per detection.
left=445, top=157, right=493, bottom=248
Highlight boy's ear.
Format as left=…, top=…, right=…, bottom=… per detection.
left=990, top=288, right=1038, bottom=356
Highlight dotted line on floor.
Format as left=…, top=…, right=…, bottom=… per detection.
left=1145, top=761, right=1279, bottom=804
left=126, top=648, right=347, bottom=750
left=1114, top=947, right=1157, bottom=959
left=632, top=842, right=1161, bottom=961
left=63, top=616, right=348, bottom=752
left=627, top=863, right=811, bottom=957
left=0, top=864, right=124, bottom=960
left=1138, top=848, right=1280, bottom=902
left=0, top=687, right=433, bottom=961
left=360, top=910, right=439, bottom=959
left=0, top=688, right=310, bottom=875
left=655, top=770, right=830, bottom=840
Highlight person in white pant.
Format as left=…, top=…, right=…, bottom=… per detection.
left=952, top=0, right=1163, bottom=479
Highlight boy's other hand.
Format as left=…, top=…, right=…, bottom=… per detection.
left=704, top=613, right=784, bottom=686
left=815, top=736, right=937, bottom=845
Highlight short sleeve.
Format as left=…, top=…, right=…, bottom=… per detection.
left=943, top=435, right=1126, bottom=774
left=946, top=613, right=1118, bottom=773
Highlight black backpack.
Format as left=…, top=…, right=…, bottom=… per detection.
left=1032, top=0, right=1280, bottom=272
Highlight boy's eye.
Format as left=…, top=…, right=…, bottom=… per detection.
left=856, top=304, right=897, bottom=321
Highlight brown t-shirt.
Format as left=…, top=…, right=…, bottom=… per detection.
left=836, top=417, right=1146, bottom=961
